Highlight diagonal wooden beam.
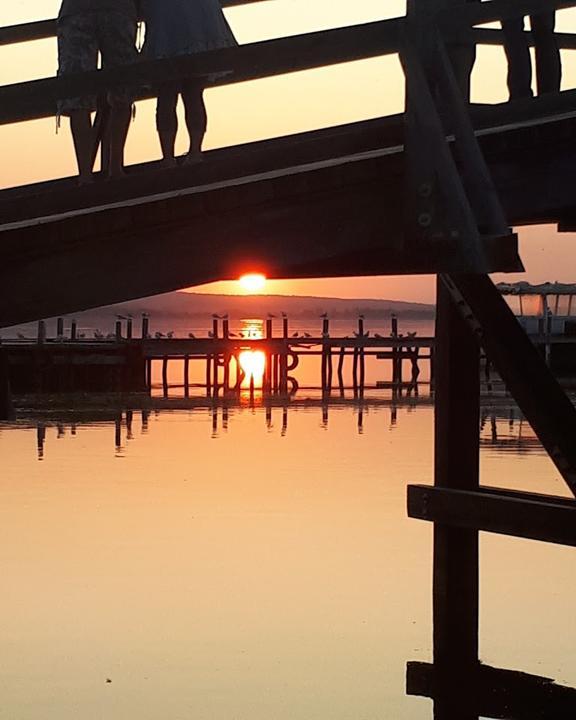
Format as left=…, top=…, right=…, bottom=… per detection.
left=442, top=273, right=576, bottom=496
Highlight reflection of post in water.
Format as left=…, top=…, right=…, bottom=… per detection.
left=36, top=423, right=46, bottom=460
left=281, top=405, right=288, bottom=436
left=126, top=410, right=133, bottom=440
left=57, top=423, right=65, bottom=438
left=114, top=413, right=122, bottom=449
left=266, top=405, right=272, bottom=429
left=357, top=403, right=364, bottom=434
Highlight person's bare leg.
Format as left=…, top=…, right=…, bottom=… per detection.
left=69, top=109, right=94, bottom=184
left=107, top=103, right=132, bottom=178
left=182, top=84, right=207, bottom=165
left=156, top=86, right=179, bottom=168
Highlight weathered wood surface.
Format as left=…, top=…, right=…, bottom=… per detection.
left=0, top=115, right=527, bottom=327
left=409, top=484, right=576, bottom=546
left=407, top=661, right=576, bottom=719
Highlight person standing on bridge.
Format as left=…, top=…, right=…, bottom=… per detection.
left=57, top=0, right=140, bottom=182
left=141, top=0, right=237, bottom=167
left=502, top=11, right=561, bottom=100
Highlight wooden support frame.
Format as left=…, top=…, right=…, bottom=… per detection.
left=409, top=484, right=576, bottom=546
left=443, top=273, right=576, bottom=495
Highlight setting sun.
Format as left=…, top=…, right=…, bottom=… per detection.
left=238, top=273, right=266, bottom=294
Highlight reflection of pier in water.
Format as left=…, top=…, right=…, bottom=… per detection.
left=25, top=398, right=563, bottom=461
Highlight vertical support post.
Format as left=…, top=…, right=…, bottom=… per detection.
left=57, top=317, right=64, bottom=340
left=37, top=320, right=46, bottom=345
left=115, top=320, right=122, bottom=342
left=126, top=317, right=133, bottom=340
left=162, top=357, right=169, bottom=397
left=184, top=355, right=190, bottom=398
left=433, top=277, right=480, bottom=719
left=71, top=320, right=77, bottom=341
left=338, top=346, right=345, bottom=397
left=142, top=314, right=149, bottom=339
left=222, top=319, right=230, bottom=392
left=0, top=348, right=13, bottom=421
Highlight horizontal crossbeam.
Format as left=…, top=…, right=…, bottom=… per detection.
left=0, top=19, right=404, bottom=126
left=407, top=661, right=576, bottom=718
left=0, top=0, right=268, bottom=46
left=408, top=484, right=576, bottom=546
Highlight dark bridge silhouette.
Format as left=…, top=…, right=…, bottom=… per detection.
left=3, top=2, right=576, bottom=717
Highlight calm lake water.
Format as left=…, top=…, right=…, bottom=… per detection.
left=1, top=400, right=575, bottom=719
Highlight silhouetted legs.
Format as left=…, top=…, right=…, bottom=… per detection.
left=156, top=81, right=207, bottom=167
left=502, top=13, right=560, bottom=100
left=69, top=109, right=94, bottom=184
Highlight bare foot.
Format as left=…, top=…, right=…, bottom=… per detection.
left=77, top=173, right=94, bottom=187
left=160, top=156, right=178, bottom=170
left=183, top=150, right=203, bottom=167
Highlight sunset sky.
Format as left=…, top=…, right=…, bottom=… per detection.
left=1, top=1, right=576, bottom=302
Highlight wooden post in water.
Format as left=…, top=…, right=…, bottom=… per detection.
left=57, top=317, right=64, bottom=340
left=184, top=355, right=190, bottom=397
left=433, top=278, right=480, bottom=717
left=71, top=319, right=77, bottom=341
left=280, top=315, right=289, bottom=394
left=222, top=318, right=230, bottom=392
left=265, top=317, right=273, bottom=394
left=206, top=355, right=212, bottom=398
left=321, top=316, right=331, bottom=395
left=126, top=317, right=133, bottom=340
left=338, top=346, right=346, bottom=397
left=358, top=316, right=365, bottom=397
left=141, top=314, right=149, bottom=339
left=115, top=320, right=122, bottom=342
left=162, top=357, right=169, bottom=397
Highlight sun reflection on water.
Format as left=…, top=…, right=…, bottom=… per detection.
left=238, top=319, right=266, bottom=389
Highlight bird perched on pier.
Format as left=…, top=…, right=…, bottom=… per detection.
left=17, top=332, right=27, bottom=340
left=166, top=331, right=174, bottom=339
left=267, top=313, right=276, bottom=319
left=228, top=332, right=237, bottom=338
left=320, top=312, right=328, bottom=318
left=212, top=313, right=227, bottom=319
left=188, top=333, right=196, bottom=339
left=208, top=331, right=215, bottom=338
left=292, top=332, right=299, bottom=338
left=116, top=314, right=126, bottom=320
left=281, top=312, right=287, bottom=318
left=407, top=331, right=418, bottom=338
left=374, top=333, right=383, bottom=339
left=154, top=331, right=165, bottom=339
left=354, top=330, right=370, bottom=338
left=94, top=330, right=104, bottom=339
left=303, top=332, right=311, bottom=338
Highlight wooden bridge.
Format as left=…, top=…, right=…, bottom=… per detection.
left=3, top=0, right=576, bottom=716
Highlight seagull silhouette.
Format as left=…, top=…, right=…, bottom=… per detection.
left=188, top=333, right=196, bottom=339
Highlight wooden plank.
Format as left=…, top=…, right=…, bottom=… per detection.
left=408, top=484, right=576, bottom=546
left=0, top=1, right=270, bottom=47
left=407, top=661, right=576, bottom=719
left=444, top=273, right=576, bottom=495
left=0, top=19, right=405, bottom=125
left=432, top=279, right=480, bottom=690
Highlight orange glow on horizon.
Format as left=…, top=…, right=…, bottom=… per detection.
left=238, top=273, right=267, bottom=294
